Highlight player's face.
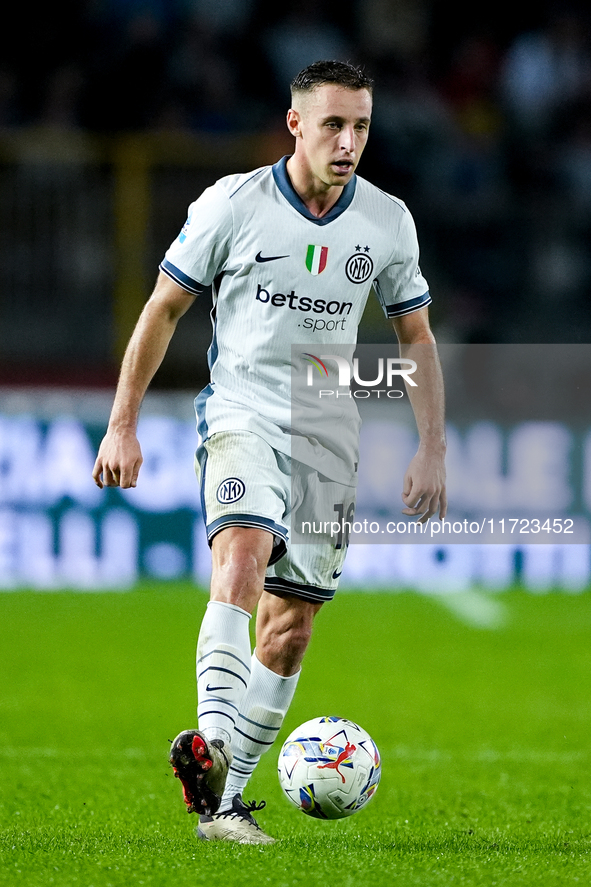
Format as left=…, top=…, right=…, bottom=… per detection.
left=288, top=84, right=372, bottom=190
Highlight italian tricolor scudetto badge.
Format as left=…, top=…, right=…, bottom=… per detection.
left=305, top=244, right=329, bottom=275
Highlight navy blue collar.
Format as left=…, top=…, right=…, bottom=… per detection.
left=272, top=155, right=356, bottom=225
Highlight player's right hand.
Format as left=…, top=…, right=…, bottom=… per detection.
left=92, top=430, right=143, bottom=489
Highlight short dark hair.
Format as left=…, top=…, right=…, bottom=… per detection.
left=291, top=60, right=374, bottom=97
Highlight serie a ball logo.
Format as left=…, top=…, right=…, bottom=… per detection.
left=345, top=253, right=374, bottom=284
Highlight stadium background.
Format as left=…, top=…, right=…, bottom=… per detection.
left=2, top=0, right=591, bottom=593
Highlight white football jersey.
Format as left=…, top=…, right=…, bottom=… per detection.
left=160, top=156, right=431, bottom=478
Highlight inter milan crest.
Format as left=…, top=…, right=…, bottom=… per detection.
left=345, top=245, right=373, bottom=284
left=216, top=477, right=246, bottom=504
left=305, top=244, right=329, bottom=275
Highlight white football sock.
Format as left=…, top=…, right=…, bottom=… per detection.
left=196, top=601, right=252, bottom=747
left=220, top=651, right=300, bottom=810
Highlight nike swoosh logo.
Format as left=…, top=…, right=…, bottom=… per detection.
left=255, top=251, right=289, bottom=263
left=332, top=569, right=343, bottom=579
left=205, top=684, right=232, bottom=692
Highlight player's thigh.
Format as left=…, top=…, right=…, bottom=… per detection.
left=211, top=525, right=274, bottom=571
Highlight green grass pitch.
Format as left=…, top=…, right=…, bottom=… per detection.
left=1, top=585, right=590, bottom=886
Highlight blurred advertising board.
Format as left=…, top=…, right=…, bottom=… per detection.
left=1, top=345, right=590, bottom=593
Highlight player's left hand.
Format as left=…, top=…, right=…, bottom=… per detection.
left=401, top=446, right=447, bottom=523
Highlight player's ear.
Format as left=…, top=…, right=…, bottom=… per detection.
left=286, top=108, right=302, bottom=138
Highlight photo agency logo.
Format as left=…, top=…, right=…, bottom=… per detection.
left=302, top=352, right=417, bottom=399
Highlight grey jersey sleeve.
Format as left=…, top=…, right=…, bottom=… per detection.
left=159, top=183, right=233, bottom=295
left=373, top=204, right=431, bottom=318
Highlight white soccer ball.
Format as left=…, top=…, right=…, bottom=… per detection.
left=277, top=716, right=381, bottom=820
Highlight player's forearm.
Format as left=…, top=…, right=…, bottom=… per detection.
left=400, top=340, right=446, bottom=453
left=106, top=301, right=180, bottom=432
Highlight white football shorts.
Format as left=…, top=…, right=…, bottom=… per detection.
left=195, top=430, right=356, bottom=603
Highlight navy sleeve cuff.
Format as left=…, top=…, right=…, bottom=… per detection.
left=159, top=258, right=204, bottom=296
left=385, top=291, right=431, bottom=318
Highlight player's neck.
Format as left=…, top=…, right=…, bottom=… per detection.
left=285, top=156, right=344, bottom=218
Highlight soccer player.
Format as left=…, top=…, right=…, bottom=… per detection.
left=93, top=60, right=446, bottom=844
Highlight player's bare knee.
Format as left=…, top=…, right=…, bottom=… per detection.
left=216, top=549, right=260, bottom=582
left=211, top=554, right=262, bottom=609
left=210, top=527, right=272, bottom=609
